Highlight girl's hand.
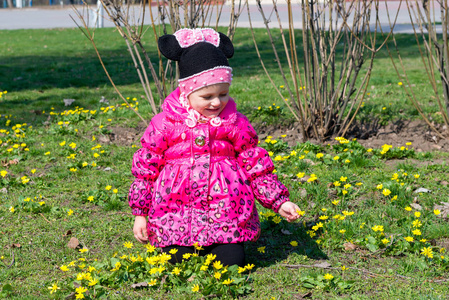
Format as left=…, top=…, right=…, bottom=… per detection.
left=133, top=216, right=149, bottom=243
left=278, top=201, right=301, bottom=222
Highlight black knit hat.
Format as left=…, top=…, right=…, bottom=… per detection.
left=158, top=28, right=234, bottom=97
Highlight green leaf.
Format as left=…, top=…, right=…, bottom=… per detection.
left=2, top=284, right=13, bottom=292
left=366, top=243, right=379, bottom=252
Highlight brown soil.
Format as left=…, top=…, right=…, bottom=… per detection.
left=253, top=119, right=449, bottom=153
left=109, top=119, right=449, bottom=153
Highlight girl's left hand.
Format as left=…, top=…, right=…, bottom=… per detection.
left=278, top=201, right=301, bottom=222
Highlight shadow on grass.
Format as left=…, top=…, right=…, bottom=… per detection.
left=0, top=27, right=424, bottom=130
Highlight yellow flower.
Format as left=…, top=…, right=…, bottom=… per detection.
left=316, top=153, right=324, bottom=159
left=123, top=241, right=133, bottom=249
left=382, top=239, right=389, bottom=245
left=169, top=248, right=178, bottom=255
left=69, top=142, right=77, bottom=149
left=398, top=82, right=403, bottom=86
left=214, top=272, right=222, bottom=279
left=79, top=248, right=88, bottom=253
left=59, top=141, right=66, bottom=146
left=200, top=265, right=208, bottom=271
left=404, top=236, right=414, bottom=242
left=412, top=219, right=422, bottom=227
left=146, top=244, right=156, bottom=253
left=391, top=195, right=398, bottom=201
left=222, top=279, right=234, bottom=285
left=319, top=215, right=329, bottom=220
left=405, top=206, right=412, bottom=211
left=421, top=247, right=433, bottom=258
left=414, top=174, right=420, bottom=179
left=414, top=211, right=421, bottom=218
left=307, top=174, right=318, bottom=183
left=60, top=265, right=69, bottom=271
left=88, top=278, right=98, bottom=286
left=75, top=286, right=88, bottom=294
left=339, top=229, right=346, bottom=234
left=87, top=196, right=94, bottom=202
left=296, top=172, right=305, bottom=178
left=434, top=209, right=441, bottom=215
left=192, top=284, right=200, bottom=292
left=172, top=267, right=181, bottom=275
left=323, top=273, right=334, bottom=280
left=290, top=241, right=298, bottom=247
left=371, top=225, right=384, bottom=232
left=1, top=170, right=8, bottom=177
left=93, top=153, right=100, bottom=158
left=340, top=176, right=347, bottom=182
left=272, top=215, right=282, bottom=224
left=343, top=183, right=351, bottom=189
left=67, top=209, right=74, bottom=216
left=48, top=283, right=60, bottom=294
left=257, top=246, right=266, bottom=254
left=210, top=261, right=223, bottom=271
left=333, top=156, right=340, bottom=161
left=342, top=190, right=348, bottom=195
left=406, top=142, right=412, bottom=146
left=9, top=206, right=15, bottom=213
left=296, top=209, right=305, bottom=217
left=382, top=189, right=391, bottom=196
left=238, top=266, right=246, bottom=273
left=105, top=185, right=112, bottom=191
left=341, top=265, right=347, bottom=271
left=412, top=229, right=422, bottom=236
left=332, top=200, right=340, bottom=205
left=376, top=184, right=383, bottom=190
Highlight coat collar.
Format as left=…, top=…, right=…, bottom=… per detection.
left=162, top=87, right=237, bottom=126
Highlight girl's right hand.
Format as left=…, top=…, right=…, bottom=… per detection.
left=133, top=216, right=149, bottom=243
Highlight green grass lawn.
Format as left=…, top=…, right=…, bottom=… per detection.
left=1, top=27, right=449, bottom=299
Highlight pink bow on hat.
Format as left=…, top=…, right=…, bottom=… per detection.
left=174, top=28, right=220, bottom=49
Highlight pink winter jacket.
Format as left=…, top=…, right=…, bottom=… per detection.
left=128, top=88, right=290, bottom=247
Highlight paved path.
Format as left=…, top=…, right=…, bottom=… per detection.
left=0, top=2, right=442, bottom=32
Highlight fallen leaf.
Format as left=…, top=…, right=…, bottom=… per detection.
left=67, top=237, right=81, bottom=250
left=131, top=282, right=148, bottom=289
left=12, top=243, right=21, bottom=248
left=281, top=229, right=292, bottom=235
left=441, top=181, right=448, bottom=186
left=434, top=202, right=449, bottom=218
left=410, top=203, right=422, bottom=211
left=414, top=187, right=431, bottom=193
left=343, top=242, right=358, bottom=251
left=313, top=261, right=331, bottom=268
left=63, top=99, right=76, bottom=106
left=299, top=188, right=307, bottom=198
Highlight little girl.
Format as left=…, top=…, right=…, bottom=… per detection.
left=128, top=28, right=300, bottom=267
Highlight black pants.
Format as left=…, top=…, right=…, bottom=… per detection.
left=161, top=243, right=245, bottom=267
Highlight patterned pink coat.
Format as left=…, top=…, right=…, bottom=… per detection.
left=128, top=88, right=290, bottom=247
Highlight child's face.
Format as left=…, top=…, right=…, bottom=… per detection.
left=187, top=83, right=230, bottom=119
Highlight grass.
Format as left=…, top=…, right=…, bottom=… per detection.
left=1, top=27, right=449, bottom=299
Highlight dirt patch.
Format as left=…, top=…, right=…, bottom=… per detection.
left=110, top=119, right=449, bottom=152
left=254, top=119, right=449, bottom=153
left=106, top=123, right=147, bottom=146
